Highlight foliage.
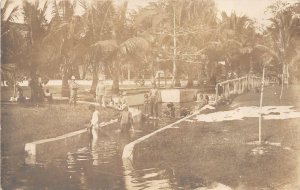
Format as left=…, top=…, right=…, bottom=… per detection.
left=1, top=0, right=300, bottom=93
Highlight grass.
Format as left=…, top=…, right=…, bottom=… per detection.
left=1, top=103, right=119, bottom=155
left=133, top=85, right=300, bottom=190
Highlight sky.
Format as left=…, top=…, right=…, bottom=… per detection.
left=1, top=0, right=298, bottom=26
left=122, top=0, right=298, bottom=26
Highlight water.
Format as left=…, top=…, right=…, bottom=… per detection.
left=2, top=102, right=195, bottom=190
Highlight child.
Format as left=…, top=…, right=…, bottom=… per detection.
left=205, top=95, right=209, bottom=104
left=44, top=89, right=53, bottom=103
left=119, top=106, right=133, bottom=133
left=88, top=105, right=100, bottom=139
left=166, top=102, right=175, bottom=118
left=197, top=94, right=207, bottom=109
left=116, top=91, right=127, bottom=110
left=143, top=93, right=150, bottom=117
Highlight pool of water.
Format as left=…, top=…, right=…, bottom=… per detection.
left=1, top=102, right=196, bottom=190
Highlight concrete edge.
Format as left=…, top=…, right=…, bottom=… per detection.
left=121, top=104, right=218, bottom=163
left=121, top=110, right=200, bottom=189
left=121, top=105, right=234, bottom=189
left=25, top=119, right=118, bottom=156
left=24, top=100, right=138, bottom=157
left=121, top=111, right=199, bottom=162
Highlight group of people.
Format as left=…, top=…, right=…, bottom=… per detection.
left=83, top=78, right=214, bottom=140
left=196, top=92, right=210, bottom=108
left=13, top=77, right=53, bottom=104
left=87, top=77, right=134, bottom=139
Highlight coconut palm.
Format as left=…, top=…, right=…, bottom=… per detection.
left=134, top=0, right=218, bottom=87
left=44, top=0, right=88, bottom=96
left=1, top=0, right=23, bottom=88
left=76, top=0, right=116, bottom=93
left=257, top=1, right=300, bottom=99
left=16, top=0, right=54, bottom=101
left=89, top=1, right=151, bottom=92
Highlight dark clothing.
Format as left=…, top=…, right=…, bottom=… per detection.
left=120, top=110, right=133, bottom=132
left=149, top=88, right=159, bottom=117
left=150, top=99, right=158, bottom=117
left=217, top=85, right=223, bottom=96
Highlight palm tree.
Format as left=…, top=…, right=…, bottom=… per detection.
left=44, top=0, right=87, bottom=97
left=258, top=1, right=300, bottom=99
left=1, top=0, right=23, bottom=91
left=77, top=0, right=116, bottom=94
left=134, top=0, right=218, bottom=87
left=90, top=1, right=151, bottom=92
left=20, top=0, right=53, bottom=101
left=271, top=2, right=299, bottom=99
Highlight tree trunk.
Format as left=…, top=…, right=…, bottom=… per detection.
left=258, top=66, right=265, bottom=145
left=172, top=65, right=181, bottom=87
left=280, top=64, right=285, bottom=100
left=112, top=61, right=119, bottom=93
left=90, top=62, right=98, bottom=95
left=186, top=71, right=193, bottom=87
left=29, top=67, right=39, bottom=102
left=127, top=65, right=130, bottom=81
left=61, top=63, right=70, bottom=97
left=172, top=6, right=180, bottom=88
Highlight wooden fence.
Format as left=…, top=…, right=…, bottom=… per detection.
left=215, top=76, right=267, bottom=101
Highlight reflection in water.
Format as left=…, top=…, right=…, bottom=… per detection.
left=124, top=168, right=176, bottom=190
left=2, top=102, right=194, bottom=189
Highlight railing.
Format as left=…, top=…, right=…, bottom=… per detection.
left=215, top=76, right=267, bottom=101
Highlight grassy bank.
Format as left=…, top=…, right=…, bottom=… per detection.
left=133, top=85, right=300, bottom=189
left=1, top=103, right=119, bottom=155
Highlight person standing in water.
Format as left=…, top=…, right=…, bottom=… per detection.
left=69, top=76, right=79, bottom=106
left=149, top=84, right=159, bottom=119
left=88, top=105, right=100, bottom=139
left=119, top=106, right=133, bottom=133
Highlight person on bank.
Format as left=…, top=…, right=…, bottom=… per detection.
left=16, top=85, right=26, bottom=103
left=143, top=93, right=150, bottom=117
left=44, top=89, right=53, bottom=103
left=96, top=78, right=106, bottom=107
left=69, top=76, right=79, bottom=106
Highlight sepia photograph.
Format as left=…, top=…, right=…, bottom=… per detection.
left=1, top=0, right=300, bottom=189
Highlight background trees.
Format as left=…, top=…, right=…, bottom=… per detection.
left=1, top=0, right=299, bottom=96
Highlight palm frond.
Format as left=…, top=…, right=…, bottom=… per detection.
left=254, top=44, right=280, bottom=61
left=91, top=40, right=118, bottom=55
left=119, top=37, right=149, bottom=56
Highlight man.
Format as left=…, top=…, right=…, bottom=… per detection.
left=96, top=79, right=106, bottom=107
left=69, top=76, right=79, bottom=106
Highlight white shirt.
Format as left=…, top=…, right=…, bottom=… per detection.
left=91, top=110, right=100, bottom=127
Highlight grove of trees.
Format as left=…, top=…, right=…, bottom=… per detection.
left=1, top=0, right=300, bottom=98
